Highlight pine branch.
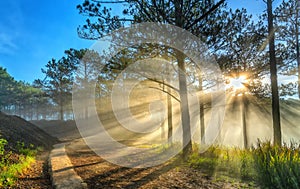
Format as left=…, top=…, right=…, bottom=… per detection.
left=90, top=0, right=127, bottom=3
left=185, top=0, right=225, bottom=30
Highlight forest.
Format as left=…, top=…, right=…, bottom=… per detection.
left=1, top=0, right=300, bottom=188
left=0, top=1, right=298, bottom=115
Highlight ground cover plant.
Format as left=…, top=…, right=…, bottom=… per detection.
left=0, top=138, right=39, bottom=187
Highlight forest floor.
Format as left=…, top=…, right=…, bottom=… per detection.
left=66, top=139, right=256, bottom=189
left=1, top=116, right=257, bottom=188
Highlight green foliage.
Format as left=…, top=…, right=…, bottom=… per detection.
left=17, top=142, right=38, bottom=157
left=41, top=57, right=77, bottom=120
left=0, top=138, right=37, bottom=187
left=0, top=66, right=50, bottom=119
left=274, top=0, right=300, bottom=70
left=252, top=141, right=300, bottom=189
left=0, top=155, right=35, bottom=187
left=0, top=139, right=7, bottom=156
left=189, top=142, right=300, bottom=189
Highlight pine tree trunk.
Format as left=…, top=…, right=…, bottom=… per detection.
left=175, top=0, right=192, bottom=159
left=267, top=0, right=282, bottom=146
left=177, top=50, right=192, bottom=159
left=295, top=8, right=300, bottom=99
left=241, top=93, right=248, bottom=149
left=199, top=75, right=205, bottom=144
left=167, top=85, right=173, bottom=144
left=60, top=91, right=64, bottom=121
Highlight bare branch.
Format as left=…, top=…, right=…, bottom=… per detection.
left=148, top=86, right=181, bottom=102
left=146, top=77, right=180, bottom=92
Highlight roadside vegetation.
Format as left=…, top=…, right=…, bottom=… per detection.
left=188, top=141, right=300, bottom=189
left=0, top=138, right=40, bottom=187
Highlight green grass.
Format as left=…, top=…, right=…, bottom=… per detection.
left=188, top=145, right=255, bottom=181
left=252, top=141, right=300, bottom=189
left=187, top=141, right=300, bottom=189
left=0, top=138, right=39, bottom=187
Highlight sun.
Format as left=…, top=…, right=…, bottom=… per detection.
left=228, top=75, right=247, bottom=90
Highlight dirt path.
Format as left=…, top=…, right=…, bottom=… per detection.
left=66, top=139, right=253, bottom=189
left=32, top=120, right=255, bottom=188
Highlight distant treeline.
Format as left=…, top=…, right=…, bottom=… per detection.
left=0, top=67, right=73, bottom=120
left=0, top=48, right=113, bottom=120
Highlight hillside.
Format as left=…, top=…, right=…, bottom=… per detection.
left=0, top=112, right=57, bottom=151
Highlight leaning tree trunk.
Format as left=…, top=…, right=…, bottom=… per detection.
left=267, top=0, right=282, bottom=146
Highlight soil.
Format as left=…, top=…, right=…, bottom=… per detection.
left=0, top=113, right=257, bottom=188
left=0, top=112, right=56, bottom=188
left=66, top=139, right=256, bottom=189
left=0, top=112, right=57, bottom=151
left=13, top=151, right=53, bottom=189
left=31, top=120, right=81, bottom=142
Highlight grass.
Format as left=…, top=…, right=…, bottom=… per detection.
left=188, top=145, right=255, bottom=181
left=252, top=141, right=300, bottom=189
left=0, top=138, right=39, bottom=187
left=187, top=141, right=300, bottom=189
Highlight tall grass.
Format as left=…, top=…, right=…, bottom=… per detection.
left=188, top=145, right=255, bottom=181
left=252, top=141, right=300, bottom=189
left=188, top=141, right=300, bottom=188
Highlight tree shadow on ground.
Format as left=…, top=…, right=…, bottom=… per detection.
left=86, top=159, right=180, bottom=189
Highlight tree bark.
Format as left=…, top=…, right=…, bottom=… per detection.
left=296, top=7, right=300, bottom=99
left=175, top=0, right=192, bottom=159
left=177, top=50, right=192, bottom=158
left=199, top=75, right=205, bottom=144
left=60, top=91, right=64, bottom=121
left=267, top=0, right=282, bottom=146
left=241, top=93, right=248, bottom=149
left=84, top=62, right=89, bottom=119
left=167, top=82, right=173, bottom=144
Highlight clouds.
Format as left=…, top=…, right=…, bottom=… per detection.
left=0, top=0, right=23, bottom=55
left=0, top=32, right=18, bottom=55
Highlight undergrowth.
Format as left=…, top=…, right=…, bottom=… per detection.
left=188, top=145, right=255, bottom=181
left=188, top=141, right=300, bottom=189
left=0, top=139, right=39, bottom=187
left=252, top=141, right=300, bottom=189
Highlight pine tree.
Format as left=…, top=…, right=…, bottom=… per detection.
left=267, top=0, right=282, bottom=146
left=41, top=58, right=77, bottom=120
left=77, top=0, right=227, bottom=158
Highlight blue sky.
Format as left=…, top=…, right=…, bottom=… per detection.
left=0, top=0, right=93, bottom=82
left=0, top=0, right=282, bottom=83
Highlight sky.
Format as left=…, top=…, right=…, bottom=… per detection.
left=0, top=0, right=94, bottom=82
left=0, top=0, right=283, bottom=83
